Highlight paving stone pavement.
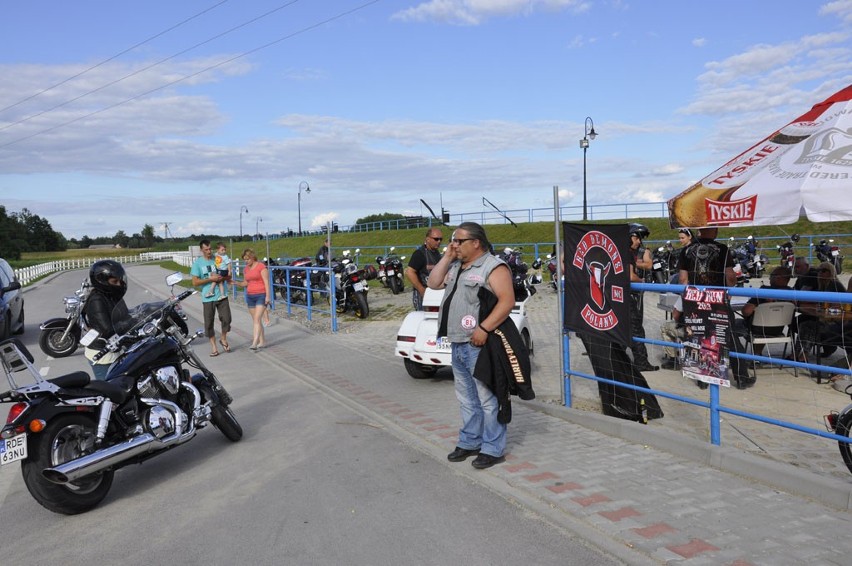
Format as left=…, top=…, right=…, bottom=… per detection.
left=130, top=266, right=852, bottom=565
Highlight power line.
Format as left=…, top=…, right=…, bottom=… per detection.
left=0, top=0, right=382, bottom=150
left=0, top=0, right=231, bottom=116
left=0, top=0, right=302, bottom=135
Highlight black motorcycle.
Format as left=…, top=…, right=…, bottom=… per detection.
left=331, top=251, right=374, bottom=319
left=38, top=278, right=91, bottom=358
left=375, top=247, right=406, bottom=295
left=815, top=239, right=843, bottom=274
left=777, top=240, right=796, bottom=270
left=0, top=273, right=240, bottom=515
left=282, top=257, right=313, bottom=303
left=499, top=247, right=536, bottom=302
left=651, top=243, right=676, bottom=284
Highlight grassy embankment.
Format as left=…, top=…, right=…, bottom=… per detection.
left=17, top=217, right=852, bottom=270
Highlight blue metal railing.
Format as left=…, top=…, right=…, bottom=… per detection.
left=563, top=283, right=852, bottom=447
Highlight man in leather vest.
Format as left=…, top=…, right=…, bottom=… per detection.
left=428, top=222, right=514, bottom=469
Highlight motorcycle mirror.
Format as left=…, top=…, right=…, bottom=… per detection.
left=401, top=256, right=406, bottom=261
left=343, top=250, right=351, bottom=257
left=165, top=272, right=183, bottom=286
left=390, top=246, right=395, bottom=252
left=355, top=248, right=361, bottom=254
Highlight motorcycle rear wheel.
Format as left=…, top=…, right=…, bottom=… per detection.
left=836, top=411, right=852, bottom=475
left=22, top=414, right=114, bottom=515
left=389, top=276, right=401, bottom=295
left=353, top=291, right=369, bottom=319
left=39, top=327, right=80, bottom=358
left=211, top=405, right=243, bottom=442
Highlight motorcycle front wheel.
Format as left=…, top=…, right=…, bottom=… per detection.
left=22, top=414, right=114, bottom=515
left=211, top=405, right=243, bottom=442
left=835, top=411, right=852, bottom=475
left=835, top=257, right=843, bottom=275
left=353, top=291, right=369, bottom=319
left=389, top=276, right=401, bottom=295
left=39, top=326, right=80, bottom=358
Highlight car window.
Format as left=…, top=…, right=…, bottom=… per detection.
left=0, top=260, right=12, bottom=288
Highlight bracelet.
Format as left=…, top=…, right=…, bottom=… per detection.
left=479, top=325, right=492, bottom=333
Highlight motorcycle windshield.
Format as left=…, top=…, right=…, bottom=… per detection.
left=112, top=300, right=166, bottom=335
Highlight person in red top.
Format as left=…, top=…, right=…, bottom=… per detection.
left=235, top=248, right=272, bottom=351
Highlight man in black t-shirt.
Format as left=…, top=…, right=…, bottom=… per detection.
left=405, top=227, right=444, bottom=310
left=677, top=228, right=736, bottom=287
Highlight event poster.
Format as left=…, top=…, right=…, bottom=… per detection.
left=562, top=223, right=632, bottom=349
left=680, top=286, right=734, bottom=387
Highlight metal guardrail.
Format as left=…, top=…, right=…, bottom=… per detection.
left=563, top=283, right=852, bottom=449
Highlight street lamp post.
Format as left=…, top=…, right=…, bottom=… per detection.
left=255, top=217, right=263, bottom=241
left=298, top=181, right=311, bottom=236
left=239, top=205, right=249, bottom=239
left=579, top=116, right=598, bottom=221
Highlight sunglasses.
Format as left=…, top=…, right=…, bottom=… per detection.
left=430, top=236, right=443, bottom=242
left=452, top=238, right=474, bottom=245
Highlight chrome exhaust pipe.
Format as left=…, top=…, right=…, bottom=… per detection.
left=42, top=400, right=197, bottom=485
left=42, top=433, right=158, bottom=485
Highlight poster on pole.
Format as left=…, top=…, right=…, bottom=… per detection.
left=680, top=286, right=734, bottom=387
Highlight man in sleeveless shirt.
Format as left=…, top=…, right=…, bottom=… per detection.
left=428, top=222, right=514, bottom=469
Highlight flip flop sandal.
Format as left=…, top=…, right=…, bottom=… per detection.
left=210, top=351, right=220, bottom=357
left=219, top=339, right=230, bottom=353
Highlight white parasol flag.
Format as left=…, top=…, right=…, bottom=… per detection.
left=668, top=84, right=852, bottom=228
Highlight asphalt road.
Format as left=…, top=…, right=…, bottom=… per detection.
left=0, top=269, right=625, bottom=566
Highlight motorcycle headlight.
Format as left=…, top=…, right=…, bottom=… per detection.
left=63, top=296, right=80, bottom=313
left=155, top=366, right=181, bottom=395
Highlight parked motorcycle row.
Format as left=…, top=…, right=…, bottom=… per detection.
left=2, top=273, right=241, bottom=514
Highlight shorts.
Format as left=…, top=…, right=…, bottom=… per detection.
left=246, top=293, right=267, bottom=308
left=203, top=299, right=232, bottom=338
left=217, top=269, right=229, bottom=278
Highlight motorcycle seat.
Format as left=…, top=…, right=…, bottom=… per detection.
left=83, top=379, right=130, bottom=404
left=49, top=371, right=91, bottom=389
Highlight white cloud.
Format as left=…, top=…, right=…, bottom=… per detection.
left=820, top=0, right=852, bottom=23
left=391, top=0, right=588, bottom=25
left=692, top=37, right=706, bottom=47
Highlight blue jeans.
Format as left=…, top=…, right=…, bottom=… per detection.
left=451, top=342, right=506, bottom=457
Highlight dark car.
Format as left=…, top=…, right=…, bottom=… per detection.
left=0, top=258, right=24, bottom=339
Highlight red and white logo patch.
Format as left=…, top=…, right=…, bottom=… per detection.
left=461, top=315, right=477, bottom=330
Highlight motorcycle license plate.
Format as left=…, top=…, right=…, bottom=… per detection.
left=437, top=337, right=451, bottom=351
left=652, top=262, right=662, bottom=270
left=353, top=281, right=366, bottom=292
left=832, top=250, right=840, bottom=257
left=0, top=433, right=27, bottom=466
left=386, top=270, right=395, bottom=276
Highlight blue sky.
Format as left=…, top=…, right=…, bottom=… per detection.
left=1, top=0, right=851, bottom=239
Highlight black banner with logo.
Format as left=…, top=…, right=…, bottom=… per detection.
left=563, top=223, right=632, bottom=349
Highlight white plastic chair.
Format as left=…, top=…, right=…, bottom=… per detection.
left=748, top=301, right=797, bottom=379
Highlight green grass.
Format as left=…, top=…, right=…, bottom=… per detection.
left=17, top=217, right=852, bottom=268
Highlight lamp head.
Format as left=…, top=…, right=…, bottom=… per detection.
left=588, top=127, right=597, bottom=140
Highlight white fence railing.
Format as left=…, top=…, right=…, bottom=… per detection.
left=13, top=252, right=194, bottom=286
